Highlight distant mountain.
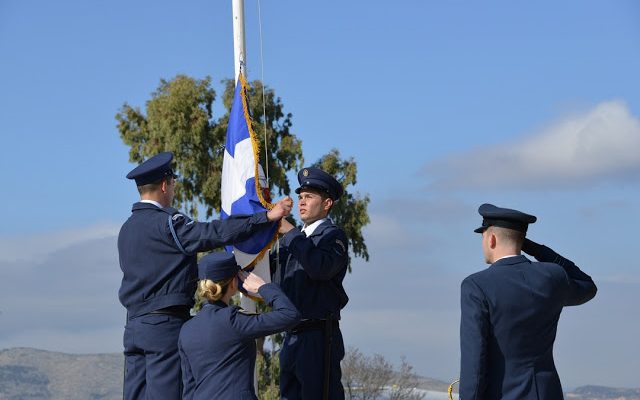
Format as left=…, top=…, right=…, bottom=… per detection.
left=0, top=347, right=637, bottom=400
left=0, top=348, right=122, bottom=400
left=410, top=376, right=460, bottom=399
left=566, top=385, right=640, bottom=400
left=414, top=375, right=457, bottom=393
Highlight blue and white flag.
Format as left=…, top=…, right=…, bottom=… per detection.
left=221, top=73, right=277, bottom=290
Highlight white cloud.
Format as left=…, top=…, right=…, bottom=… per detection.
left=0, top=223, right=119, bottom=263
left=0, top=226, right=124, bottom=353
left=424, top=100, right=640, bottom=190
left=363, top=213, right=420, bottom=249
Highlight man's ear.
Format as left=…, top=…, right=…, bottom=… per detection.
left=490, top=233, right=497, bottom=249
left=323, top=197, right=333, bottom=212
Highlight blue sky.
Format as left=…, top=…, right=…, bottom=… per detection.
left=1, top=0, right=639, bottom=389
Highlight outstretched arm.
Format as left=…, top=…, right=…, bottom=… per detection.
left=170, top=197, right=293, bottom=254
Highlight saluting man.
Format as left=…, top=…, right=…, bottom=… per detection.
left=118, top=151, right=292, bottom=400
left=460, top=203, right=598, bottom=400
left=273, top=167, right=350, bottom=400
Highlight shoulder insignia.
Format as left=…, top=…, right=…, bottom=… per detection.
left=172, top=213, right=184, bottom=221
left=335, top=239, right=346, bottom=253
left=172, top=213, right=194, bottom=225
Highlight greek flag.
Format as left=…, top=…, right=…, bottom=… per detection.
left=221, top=74, right=277, bottom=295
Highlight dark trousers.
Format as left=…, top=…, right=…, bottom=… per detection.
left=123, top=313, right=188, bottom=400
left=280, top=329, right=345, bottom=400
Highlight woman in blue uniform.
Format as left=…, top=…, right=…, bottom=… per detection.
left=178, top=252, right=300, bottom=400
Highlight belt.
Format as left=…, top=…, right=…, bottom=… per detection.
left=289, top=319, right=339, bottom=334
left=148, top=305, right=191, bottom=319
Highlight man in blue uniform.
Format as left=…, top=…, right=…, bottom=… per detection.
left=118, top=151, right=292, bottom=400
left=460, top=203, right=597, bottom=400
left=273, top=167, right=349, bottom=400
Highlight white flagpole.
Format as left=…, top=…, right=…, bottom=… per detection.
left=231, top=2, right=260, bottom=393
left=232, top=0, right=246, bottom=82
left=232, top=0, right=257, bottom=314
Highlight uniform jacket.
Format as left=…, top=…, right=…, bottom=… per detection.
left=460, top=247, right=597, bottom=400
left=118, top=202, right=271, bottom=317
left=272, top=219, right=349, bottom=319
left=178, top=283, right=300, bottom=400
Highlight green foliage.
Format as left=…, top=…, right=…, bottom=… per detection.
left=116, top=75, right=220, bottom=218
left=116, top=75, right=304, bottom=218
left=314, top=149, right=371, bottom=265
left=256, top=346, right=281, bottom=399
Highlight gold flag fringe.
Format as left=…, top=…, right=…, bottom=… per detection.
left=237, top=73, right=280, bottom=273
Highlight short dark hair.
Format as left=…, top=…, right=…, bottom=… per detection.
left=490, top=226, right=525, bottom=247
left=137, top=176, right=172, bottom=195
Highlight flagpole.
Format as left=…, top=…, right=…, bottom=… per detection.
left=232, top=0, right=246, bottom=82
left=232, top=4, right=260, bottom=393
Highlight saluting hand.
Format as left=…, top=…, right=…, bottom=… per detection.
left=267, top=197, right=293, bottom=221
left=238, top=270, right=266, bottom=296
left=522, top=238, right=542, bottom=256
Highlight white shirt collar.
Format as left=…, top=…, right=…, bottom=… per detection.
left=302, top=218, right=329, bottom=237
left=496, top=254, right=520, bottom=262
left=140, top=199, right=163, bottom=208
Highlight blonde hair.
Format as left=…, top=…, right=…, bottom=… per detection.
left=196, top=277, right=234, bottom=303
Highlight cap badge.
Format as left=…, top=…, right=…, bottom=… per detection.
left=303, top=169, right=309, bottom=177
